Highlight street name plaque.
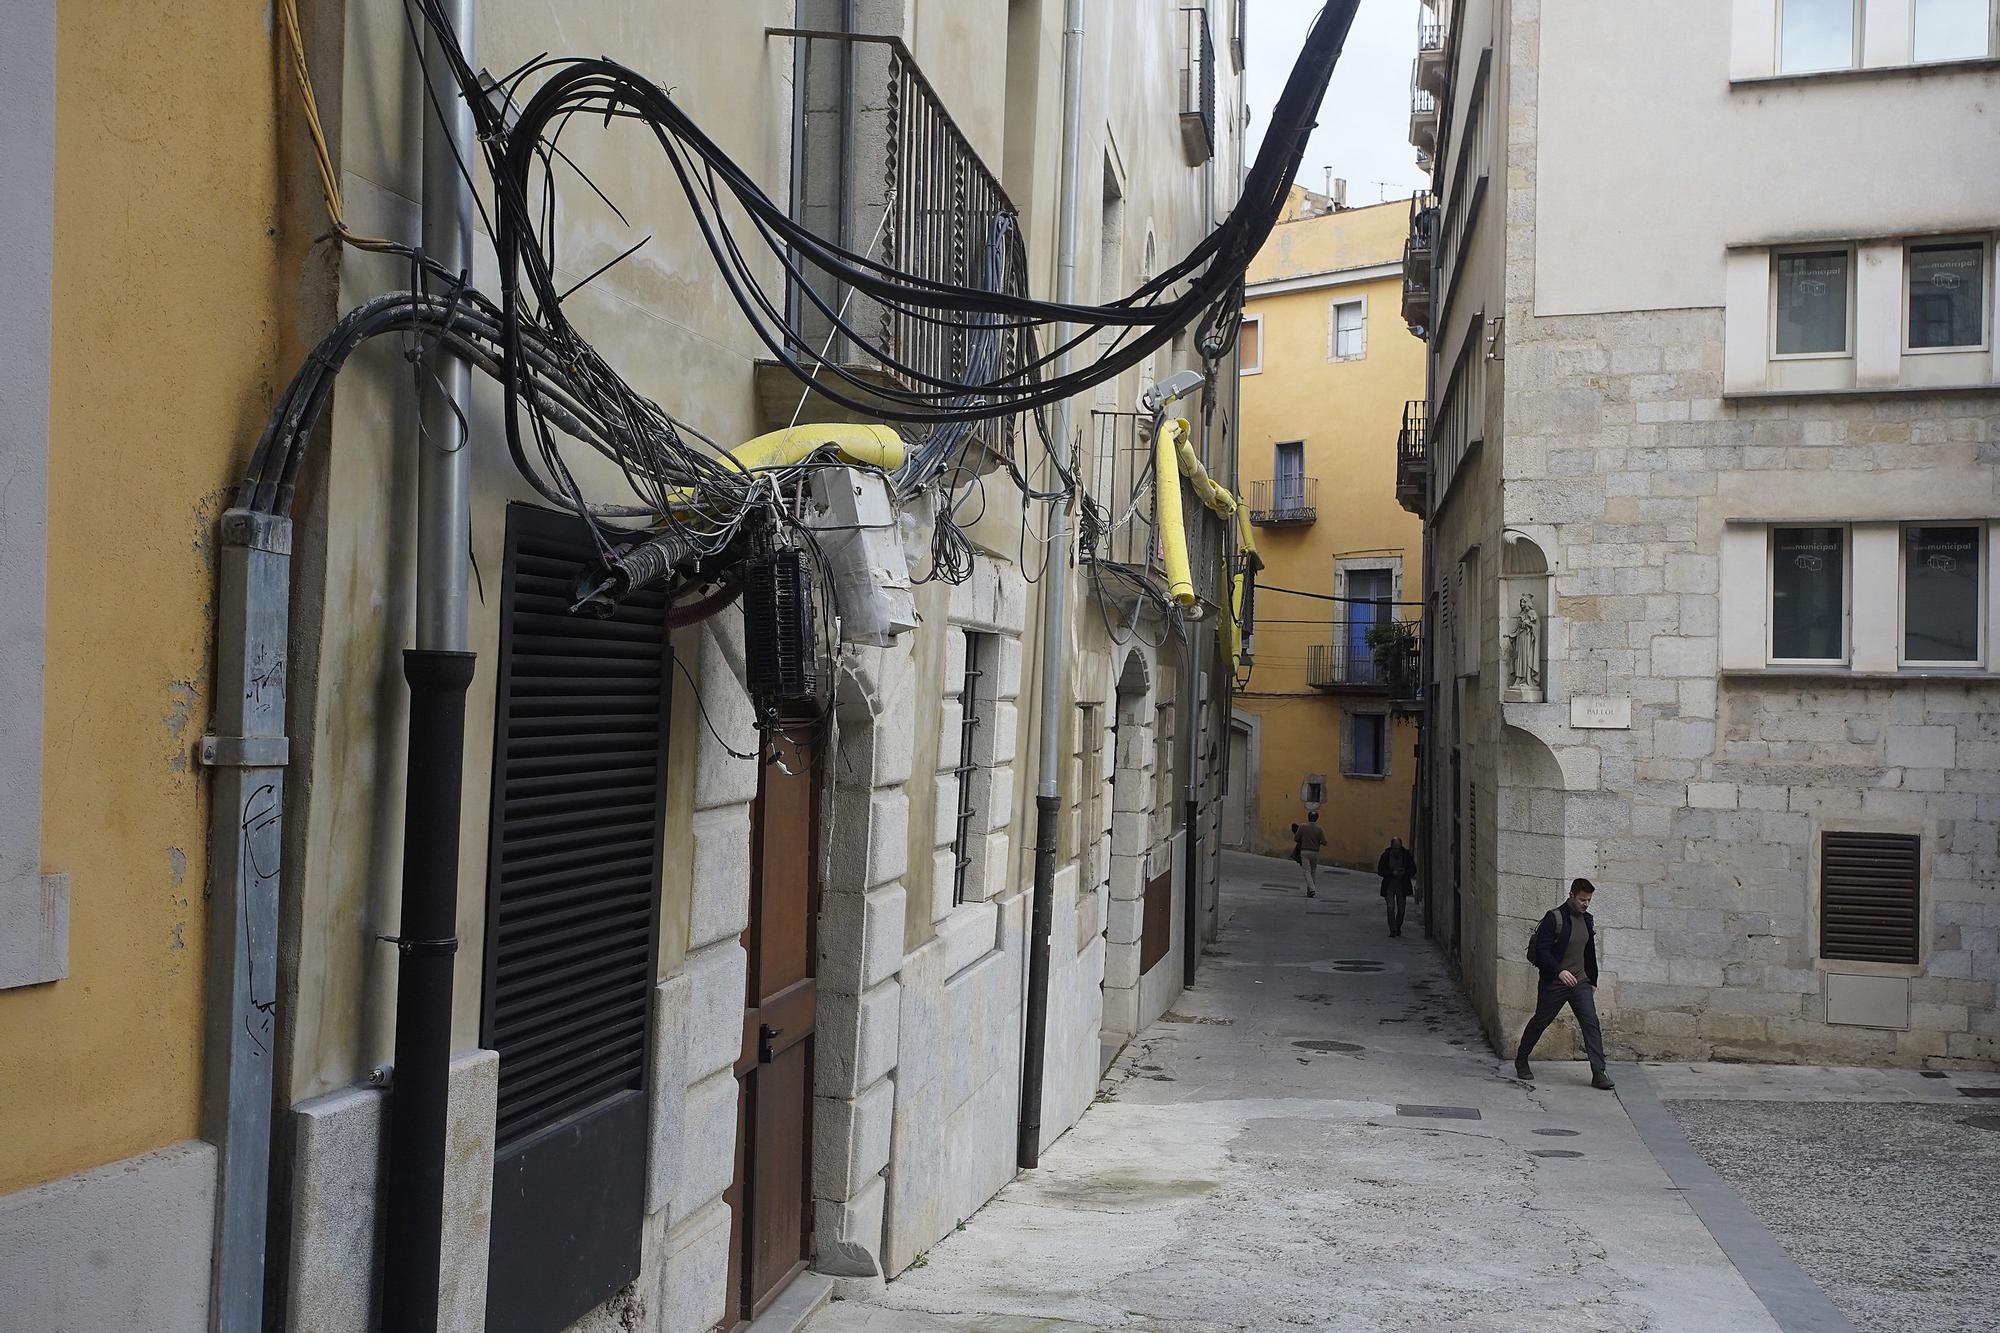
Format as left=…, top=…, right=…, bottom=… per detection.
left=1569, top=696, right=1632, bottom=730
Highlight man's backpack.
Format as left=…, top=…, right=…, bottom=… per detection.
left=1524, top=910, right=1552, bottom=965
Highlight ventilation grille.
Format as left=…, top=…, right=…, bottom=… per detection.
left=1820, top=831, right=1921, bottom=965
left=484, top=505, right=669, bottom=1149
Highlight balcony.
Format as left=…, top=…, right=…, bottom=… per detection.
left=1179, top=6, right=1216, bottom=164
left=1308, top=618, right=1424, bottom=703
left=1396, top=399, right=1428, bottom=519
left=1081, top=410, right=1231, bottom=613
left=1246, top=477, right=1317, bottom=527
left=1402, top=191, right=1438, bottom=338
left=1408, top=61, right=1439, bottom=160
left=1082, top=410, right=1159, bottom=574
left=763, top=27, right=1026, bottom=455
left=1416, top=2, right=1450, bottom=99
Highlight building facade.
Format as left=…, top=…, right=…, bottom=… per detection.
left=1408, top=0, right=2000, bottom=1069
left=0, top=2, right=1247, bottom=1331
left=1231, top=190, right=1426, bottom=869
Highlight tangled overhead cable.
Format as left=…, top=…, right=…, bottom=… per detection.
left=244, top=0, right=1359, bottom=618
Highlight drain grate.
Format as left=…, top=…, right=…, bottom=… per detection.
left=1959, top=1087, right=2000, bottom=1098
left=1921, top=1071, right=1948, bottom=1079
left=1530, top=1149, right=1584, bottom=1159
left=1293, top=1040, right=1362, bottom=1053
left=1532, top=1128, right=1580, bottom=1138
left=1326, top=960, right=1386, bottom=974
left=1396, top=1104, right=1482, bottom=1120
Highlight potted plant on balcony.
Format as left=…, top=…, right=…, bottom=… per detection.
left=1365, top=619, right=1420, bottom=700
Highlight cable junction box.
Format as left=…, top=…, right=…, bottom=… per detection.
left=807, top=466, right=920, bottom=648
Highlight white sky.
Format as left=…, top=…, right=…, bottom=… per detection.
left=1245, top=1, right=1428, bottom=209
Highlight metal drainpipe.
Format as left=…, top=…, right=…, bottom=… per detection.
left=381, top=2, right=478, bottom=1329
left=1182, top=36, right=1223, bottom=989
left=201, top=510, right=293, bottom=1333
left=1017, top=0, right=1086, bottom=1174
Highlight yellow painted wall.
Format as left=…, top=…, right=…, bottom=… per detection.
left=1235, top=194, right=1424, bottom=870
left=0, top=3, right=287, bottom=1194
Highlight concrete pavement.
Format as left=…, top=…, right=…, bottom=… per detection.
left=807, top=852, right=1807, bottom=1331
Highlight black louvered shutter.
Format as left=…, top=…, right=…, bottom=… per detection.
left=482, top=503, right=670, bottom=1333
left=1820, top=831, right=1921, bottom=965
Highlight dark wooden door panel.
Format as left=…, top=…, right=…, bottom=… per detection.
left=1141, top=868, right=1173, bottom=972
left=730, top=733, right=820, bottom=1326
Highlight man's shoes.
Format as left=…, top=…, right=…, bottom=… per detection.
left=1513, top=1057, right=1532, bottom=1081
left=1591, top=1071, right=1616, bottom=1091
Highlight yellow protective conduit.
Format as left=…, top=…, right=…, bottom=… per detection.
left=1154, top=417, right=1197, bottom=605
left=716, top=422, right=907, bottom=474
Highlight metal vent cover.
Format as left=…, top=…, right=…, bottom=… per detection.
left=1820, top=831, right=1921, bottom=966
left=482, top=503, right=670, bottom=1149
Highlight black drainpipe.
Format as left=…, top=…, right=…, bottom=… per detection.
left=379, top=648, right=477, bottom=1332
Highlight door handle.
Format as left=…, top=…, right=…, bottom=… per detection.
left=758, top=1023, right=784, bottom=1063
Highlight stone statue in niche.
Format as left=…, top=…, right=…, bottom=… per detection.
left=1506, top=593, right=1542, bottom=702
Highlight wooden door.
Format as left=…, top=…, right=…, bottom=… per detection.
left=727, top=733, right=819, bottom=1327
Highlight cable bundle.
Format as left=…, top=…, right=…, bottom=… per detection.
left=246, top=0, right=1362, bottom=600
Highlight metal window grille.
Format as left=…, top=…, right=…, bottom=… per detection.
left=1820, top=831, right=1921, bottom=964
left=951, top=633, right=988, bottom=906
left=482, top=506, right=670, bottom=1149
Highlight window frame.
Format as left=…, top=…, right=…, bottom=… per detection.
left=1769, top=243, right=1856, bottom=360
left=1328, top=296, right=1368, bottom=362
left=1911, top=0, right=1999, bottom=63
left=1901, top=235, right=1992, bottom=355
left=1342, top=710, right=1391, bottom=779
left=1898, top=522, right=1987, bottom=668
left=1767, top=524, right=1852, bottom=666
left=1239, top=312, right=1262, bottom=374
left=1776, top=0, right=1861, bottom=74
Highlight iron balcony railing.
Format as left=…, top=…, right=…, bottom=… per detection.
left=1402, top=190, right=1438, bottom=337
left=1307, top=618, right=1424, bottom=695
left=1083, top=410, right=1159, bottom=573
left=1397, top=399, right=1428, bottom=518
left=1180, top=6, right=1216, bottom=162
left=1082, top=409, right=1229, bottom=610
left=778, top=27, right=1027, bottom=461
left=1246, top=477, right=1318, bottom=526
left=1420, top=22, right=1444, bottom=51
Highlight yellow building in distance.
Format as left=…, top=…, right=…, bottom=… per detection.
left=1226, top=188, right=1425, bottom=871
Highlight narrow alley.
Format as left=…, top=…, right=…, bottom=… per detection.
left=807, top=854, right=2000, bottom=1333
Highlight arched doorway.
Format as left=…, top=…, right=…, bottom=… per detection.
left=1101, top=650, right=1154, bottom=1048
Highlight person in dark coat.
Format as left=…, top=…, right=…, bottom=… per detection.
left=1376, top=837, right=1416, bottom=937
left=1514, top=877, right=1614, bottom=1090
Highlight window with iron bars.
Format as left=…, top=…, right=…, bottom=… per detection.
left=951, top=632, right=993, bottom=906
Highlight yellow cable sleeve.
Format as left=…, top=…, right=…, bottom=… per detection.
left=716, top=423, right=906, bottom=474
left=669, top=423, right=906, bottom=508
left=1154, top=417, right=1196, bottom=606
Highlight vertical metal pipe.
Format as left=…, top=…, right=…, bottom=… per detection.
left=382, top=3, right=477, bottom=1328
left=202, top=510, right=293, bottom=1333
left=416, top=0, right=474, bottom=656
left=1018, top=0, right=1086, bottom=1173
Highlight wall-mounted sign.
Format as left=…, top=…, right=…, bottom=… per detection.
left=1569, top=696, right=1631, bottom=730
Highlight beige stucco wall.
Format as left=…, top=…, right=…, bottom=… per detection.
left=1535, top=0, right=2000, bottom=317
left=0, top=1, right=290, bottom=1196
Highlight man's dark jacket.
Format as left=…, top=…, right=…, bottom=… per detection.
left=1530, top=904, right=1598, bottom=986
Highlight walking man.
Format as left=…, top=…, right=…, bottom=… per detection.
left=1514, top=877, right=1615, bottom=1090
left=1376, top=836, right=1416, bottom=937
left=1293, top=810, right=1327, bottom=898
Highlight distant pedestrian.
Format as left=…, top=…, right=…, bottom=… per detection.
left=1514, top=878, right=1614, bottom=1090
left=1376, top=837, right=1416, bottom=937
left=1292, top=811, right=1327, bottom=898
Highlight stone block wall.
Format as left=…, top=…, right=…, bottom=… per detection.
left=1493, top=302, right=2000, bottom=1068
